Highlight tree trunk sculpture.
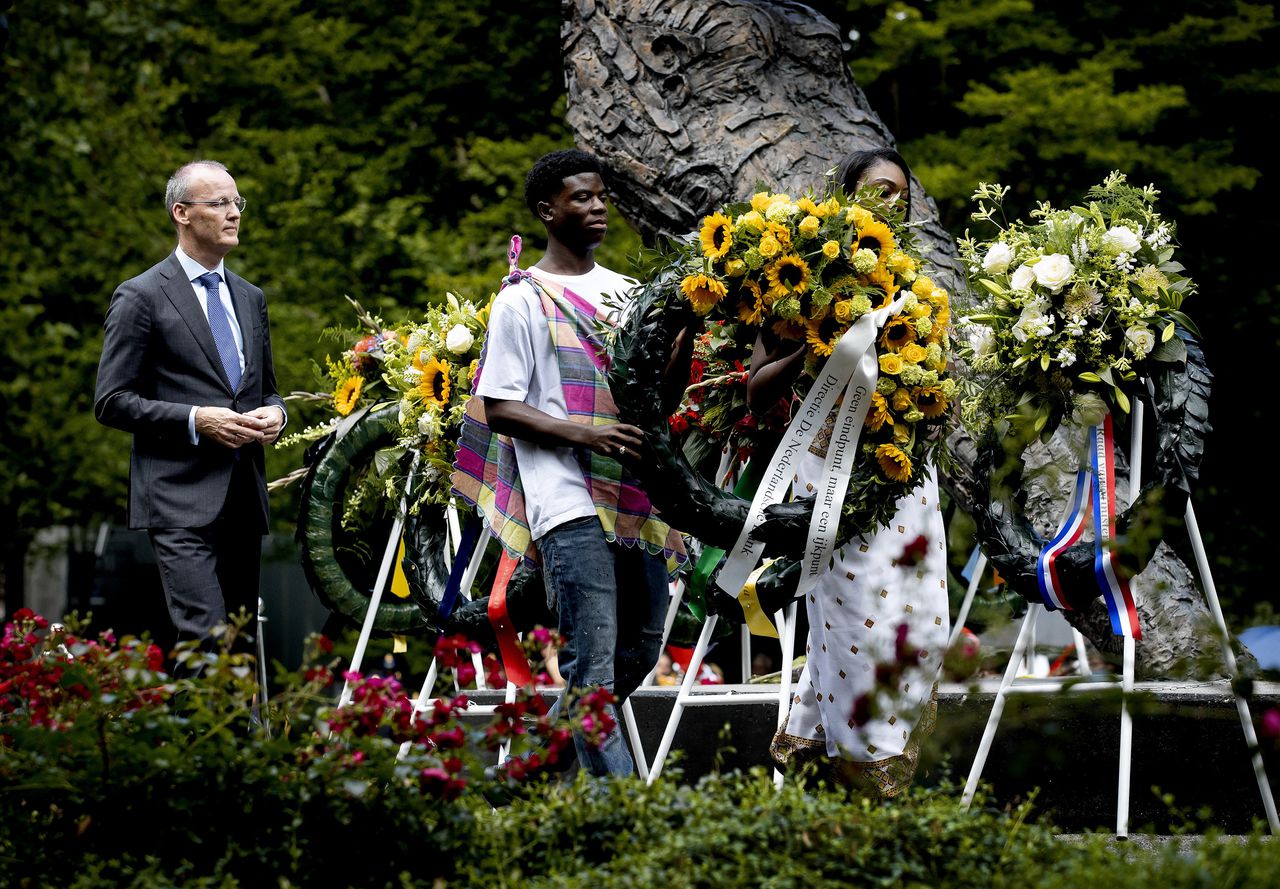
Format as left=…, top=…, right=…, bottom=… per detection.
left=562, top=0, right=1245, bottom=679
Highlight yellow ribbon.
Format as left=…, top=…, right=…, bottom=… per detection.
left=739, top=560, right=781, bottom=638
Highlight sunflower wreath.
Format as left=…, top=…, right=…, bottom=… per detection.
left=611, top=188, right=956, bottom=606
left=956, top=173, right=1210, bottom=614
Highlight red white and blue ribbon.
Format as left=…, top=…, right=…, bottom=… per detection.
left=1035, top=467, right=1090, bottom=611
left=1034, top=413, right=1141, bottom=638
left=1091, top=415, right=1141, bottom=639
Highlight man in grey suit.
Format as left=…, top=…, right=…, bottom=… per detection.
left=94, top=160, right=286, bottom=657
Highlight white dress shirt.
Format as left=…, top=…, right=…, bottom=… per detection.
left=174, top=247, right=246, bottom=444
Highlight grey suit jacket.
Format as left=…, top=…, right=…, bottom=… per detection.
left=94, top=252, right=287, bottom=530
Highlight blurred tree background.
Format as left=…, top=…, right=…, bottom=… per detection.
left=1, top=0, right=1274, bottom=623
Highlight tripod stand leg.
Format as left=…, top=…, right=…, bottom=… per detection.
left=648, top=614, right=718, bottom=785
left=1185, top=502, right=1280, bottom=834
left=948, top=552, right=988, bottom=650
left=1116, top=631, right=1135, bottom=838
left=962, top=606, right=1040, bottom=808
left=773, top=601, right=798, bottom=790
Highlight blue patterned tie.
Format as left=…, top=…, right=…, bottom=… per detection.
left=196, top=272, right=242, bottom=391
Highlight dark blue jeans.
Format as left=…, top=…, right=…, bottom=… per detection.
left=537, top=515, right=669, bottom=776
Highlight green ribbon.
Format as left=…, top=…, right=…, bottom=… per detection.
left=686, top=457, right=766, bottom=620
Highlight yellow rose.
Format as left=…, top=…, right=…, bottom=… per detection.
left=892, top=387, right=914, bottom=412
left=900, top=343, right=928, bottom=364
left=834, top=299, right=854, bottom=322
left=750, top=192, right=773, bottom=213
left=846, top=205, right=873, bottom=229
left=725, top=258, right=747, bottom=277
left=879, top=353, right=904, bottom=375
left=912, top=276, right=935, bottom=299
left=819, top=198, right=842, bottom=218
left=910, top=301, right=932, bottom=319
left=797, top=197, right=819, bottom=216
left=738, top=210, right=765, bottom=232
left=798, top=215, right=821, bottom=239
left=822, top=240, right=841, bottom=260
left=758, top=235, right=781, bottom=259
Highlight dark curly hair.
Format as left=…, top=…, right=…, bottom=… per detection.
left=524, top=149, right=606, bottom=215
left=835, top=147, right=912, bottom=220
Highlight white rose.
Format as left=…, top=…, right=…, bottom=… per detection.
left=1102, top=226, right=1142, bottom=254
left=445, top=324, right=474, bottom=355
left=1009, top=264, right=1036, bottom=292
left=1071, top=392, right=1108, bottom=428
left=1032, top=254, right=1075, bottom=293
left=1125, top=326, right=1156, bottom=359
left=981, top=242, right=1013, bottom=275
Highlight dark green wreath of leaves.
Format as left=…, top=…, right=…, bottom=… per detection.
left=297, top=405, right=432, bottom=635
left=962, top=327, right=1211, bottom=607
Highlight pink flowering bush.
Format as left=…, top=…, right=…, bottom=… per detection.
left=0, top=609, right=612, bottom=884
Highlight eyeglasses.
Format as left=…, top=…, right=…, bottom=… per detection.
left=178, top=196, right=247, bottom=212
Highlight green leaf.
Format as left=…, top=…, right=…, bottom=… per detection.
left=1113, top=387, right=1130, bottom=413
left=1161, top=322, right=1175, bottom=342
left=1167, top=311, right=1202, bottom=338
left=1150, top=336, right=1187, bottom=364
left=1077, top=371, right=1103, bottom=383
left=1040, top=353, right=1051, bottom=371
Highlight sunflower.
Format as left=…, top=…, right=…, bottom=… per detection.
left=765, top=254, right=811, bottom=300
left=699, top=212, right=734, bottom=260
left=914, top=386, right=949, bottom=419
left=876, top=443, right=913, bottom=482
left=856, top=219, right=897, bottom=258
left=334, top=376, right=363, bottom=416
left=879, top=315, right=916, bottom=352
left=738, top=279, right=766, bottom=325
left=865, top=391, right=894, bottom=432
left=805, top=313, right=848, bottom=358
left=416, top=356, right=452, bottom=409
left=772, top=317, right=808, bottom=342
left=680, top=273, right=728, bottom=316
left=865, top=267, right=900, bottom=309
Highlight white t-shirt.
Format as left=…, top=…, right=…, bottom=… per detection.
left=475, top=263, right=636, bottom=541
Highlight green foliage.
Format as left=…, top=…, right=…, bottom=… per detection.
left=0, top=0, right=606, bottom=560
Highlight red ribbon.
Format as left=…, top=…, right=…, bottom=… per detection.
left=487, top=551, right=533, bottom=687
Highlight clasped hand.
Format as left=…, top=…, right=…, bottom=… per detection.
left=195, top=406, right=284, bottom=448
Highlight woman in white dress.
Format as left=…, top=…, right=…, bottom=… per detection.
left=747, top=149, right=949, bottom=796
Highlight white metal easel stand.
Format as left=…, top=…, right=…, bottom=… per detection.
left=646, top=600, right=799, bottom=789
left=960, top=402, right=1279, bottom=836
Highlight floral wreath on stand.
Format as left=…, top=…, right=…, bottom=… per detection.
left=609, top=186, right=956, bottom=609
left=956, top=171, right=1210, bottom=639
left=279, top=294, right=493, bottom=634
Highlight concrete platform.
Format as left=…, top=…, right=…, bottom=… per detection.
left=467, top=679, right=1280, bottom=833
